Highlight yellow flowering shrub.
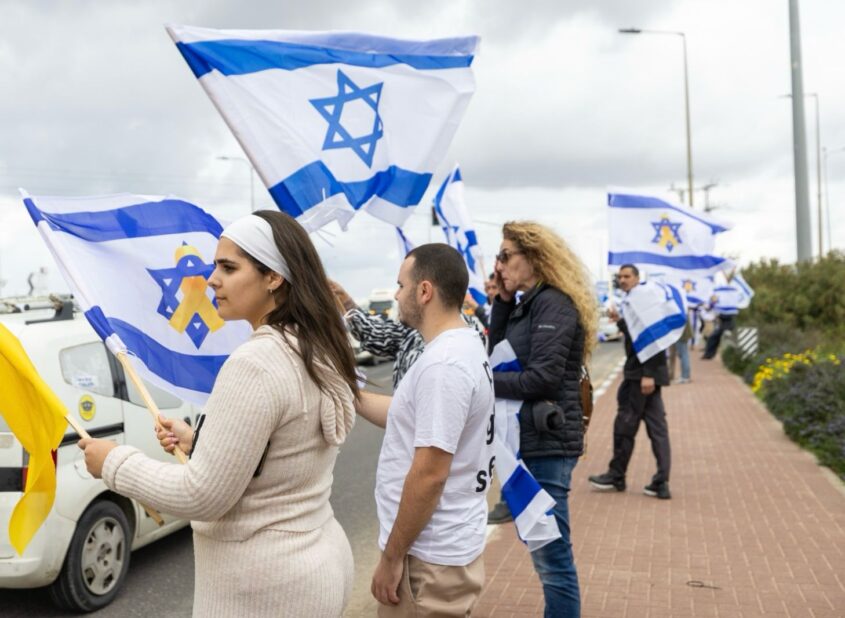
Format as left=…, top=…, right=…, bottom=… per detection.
left=751, top=349, right=841, bottom=395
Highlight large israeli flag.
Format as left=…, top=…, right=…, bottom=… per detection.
left=608, top=192, right=732, bottom=274
left=21, top=192, right=251, bottom=406
left=167, top=25, right=478, bottom=232
left=489, top=340, right=561, bottom=552
left=621, top=280, right=688, bottom=363
left=433, top=165, right=487, bottom=306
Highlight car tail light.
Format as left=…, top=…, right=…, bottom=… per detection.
left=20, top=450, right=58, bottom=490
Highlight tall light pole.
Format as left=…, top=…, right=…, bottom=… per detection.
left=781, top=92, right=823, bottom=256
left=823, top=145, right=845, bottom=252
left=788, top=0, right=813, bottom=261
left=619, top=27, right=694, bottom=208
left=218, top=155, right=256, bottom=212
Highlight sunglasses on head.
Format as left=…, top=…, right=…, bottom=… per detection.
left=495, top=249, right=523, bottom=264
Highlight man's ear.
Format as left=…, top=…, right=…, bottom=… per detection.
left=418, top=280, right=435, bottom=305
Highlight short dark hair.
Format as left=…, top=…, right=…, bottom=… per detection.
left=405, top=244, right=468, bottom=310
left=619, top=263, right=639, bottom=276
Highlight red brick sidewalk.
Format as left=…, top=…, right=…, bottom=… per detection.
left=476, top=356, right=845, bottom=617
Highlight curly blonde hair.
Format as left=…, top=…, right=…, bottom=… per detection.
left=502, top=221, right=598, bottom=359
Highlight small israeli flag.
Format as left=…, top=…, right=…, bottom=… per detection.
left=608, top=192, right=732, bottom=274
left=489, top=340, right=561, bottom=552
left=394, top=226, right=414, bottom=259
left=648, top=269, right=715, bottom=307
left=433, top=165, right=487, bottom=307
left=167, top=25, right=479, bottom=233
left=621, top=280, right=688, bottom=363
left=21, top=192, right=251, bottom=405
left=713, top=273, right=753, bottom=315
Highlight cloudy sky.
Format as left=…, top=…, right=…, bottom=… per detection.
left=1, top=0, right=843, bottom=300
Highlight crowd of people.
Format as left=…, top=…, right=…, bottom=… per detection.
left=76, top=210, right=723, bottom=617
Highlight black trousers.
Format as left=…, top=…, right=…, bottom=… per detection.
left=608, top=379, right=672, bottom=484
left=704, top=314, right=735, bottom=358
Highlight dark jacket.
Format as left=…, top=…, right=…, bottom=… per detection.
left=618, top=318, right=670, bottom=385
left=488, top=284, right=585, bottom=458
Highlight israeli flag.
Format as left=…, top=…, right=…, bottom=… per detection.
left=489, top=340, right=561, bottom=552
left=713, top=273, right=754, bottom=315
left=167, top=25, right=478, bottom=233
left=648, top=270, right=715, bottom=307
left=394, top=226, right=414, bottom=259
left=621, top=280, right=688, bottom=363
left=433, top=165, right=487, bottom=306
left=21, top=192, right=250, bottom=406
left=608, top=192, right=732, bottom=274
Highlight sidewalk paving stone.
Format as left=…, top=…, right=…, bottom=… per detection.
left=475, top=355, right=845, bottom=617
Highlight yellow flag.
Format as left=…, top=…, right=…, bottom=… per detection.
left=0, top=323, right=68, bottom=555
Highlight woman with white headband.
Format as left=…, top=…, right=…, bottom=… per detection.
left=78, top=211, right=358, bottom=617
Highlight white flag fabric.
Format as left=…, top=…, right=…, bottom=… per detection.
left=433, top=165, right=487, bottom=306
left=648, top=270, right=715, bottom=307
left=394, top=226, right=414, bottom=259
left=608, top=192, right=732, bottom=274
left=621, top=281, right=688, bottom=363
left=167, top=25, right=479, bottom=232
left=489, top=340, right=561, bottom=552
left=22, top=192, right=250, bottom=406
left=713, top=273, right=754, bottom=315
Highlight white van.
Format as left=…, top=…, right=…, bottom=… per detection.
left=0, top=303, right=197, bottom=612
left=367, top=288, right=398, bottom=321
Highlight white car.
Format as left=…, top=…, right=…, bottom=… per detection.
left=0, top=304, right=197, bottom=612
left=597, top=312, right=622, bottom=342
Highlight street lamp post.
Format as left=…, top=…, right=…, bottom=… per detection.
left=823, top=145, right=845, bottom=252
left=782, top=92, right=823, bottom=256
left=788, top=0, right=813, bottom=262
left=619, top=27, right=694, bottom=208
left=218, top=155, right=256, bottom=212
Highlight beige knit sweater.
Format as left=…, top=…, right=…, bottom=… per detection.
left=102, top=324, right=356, bottom=539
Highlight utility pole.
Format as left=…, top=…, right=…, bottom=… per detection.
left=788, top=0, right=813, bottom=261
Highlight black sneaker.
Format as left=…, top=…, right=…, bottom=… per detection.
left=588, top=472, right=626, bottom=492
left=487, top=501, right=513, bottom=524
left=643, top=481, right=671, bottom=499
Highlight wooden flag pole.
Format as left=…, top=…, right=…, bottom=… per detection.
left=115, top=352, right=189, bottom=465
left=66, top=413, right=165, bottom=526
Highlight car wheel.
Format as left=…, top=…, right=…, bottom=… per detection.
left=48, top=500, right=132, bottom=612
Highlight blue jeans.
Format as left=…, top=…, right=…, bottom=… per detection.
left=675, top=339, right=691, bottom=380
left=523, top=456, right=581, bottom=618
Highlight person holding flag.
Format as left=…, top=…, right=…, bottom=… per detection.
left=589, top=264, right=683, bottom=500
left=488, top=221, right=598, bottom=618
left=78, top=211, right=357, bottom=617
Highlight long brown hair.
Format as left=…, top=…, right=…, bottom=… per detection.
left=503, top=221, right=598, bottom=359
left=246, top=210, right=359, bottom=398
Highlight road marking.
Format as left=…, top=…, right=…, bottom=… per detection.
left=593, top=358, right=625, bottom=400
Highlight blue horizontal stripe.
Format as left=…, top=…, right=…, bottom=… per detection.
left=177, top=38, right=475, bottom=79
left=608, top=193, right=729, bottom=234
left=631, top=285, right=687, bottom=354
left=24, top=198, right=223, bottom=242
left=501, top=465, right=542, bottom=520
left=493, top=359, right=522, bottom=373
left=468, top=287, right=487, bottom=307
left=268, top=162, right=431, bottom=218
left=84, top=308, right=227, bottom=394
left=608, top=251, right=727, bottom=271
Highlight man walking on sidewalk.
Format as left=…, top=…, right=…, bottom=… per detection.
left=588, top=264, right=673, bottom=499
left=355, top=244, right=496, bottom=616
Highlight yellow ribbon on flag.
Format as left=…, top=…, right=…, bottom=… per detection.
left=0, top=323, right=68, bottom=555
left=168, top=244, right=224, bottom=335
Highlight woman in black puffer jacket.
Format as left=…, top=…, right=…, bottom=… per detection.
left=488, top=221, right=598, bottom=618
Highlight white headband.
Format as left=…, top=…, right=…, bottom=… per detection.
left=221, top=215, right=292, bottom=282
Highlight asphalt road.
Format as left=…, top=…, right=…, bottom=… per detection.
left=0, top=341, right=624, bottom=617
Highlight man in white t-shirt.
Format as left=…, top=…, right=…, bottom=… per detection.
left=355, top=243, right=495, bottom=616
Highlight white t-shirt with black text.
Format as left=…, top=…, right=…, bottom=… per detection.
left=375, top=326, right=496, bottom=566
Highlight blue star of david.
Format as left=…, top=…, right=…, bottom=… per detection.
left=650, top=216, right=683, bottom=253
left=147, top=244, right=216, bottom=349
left=310, top=70, right=384, bottom=167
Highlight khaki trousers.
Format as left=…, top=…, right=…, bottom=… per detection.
left=377, top=553, right=485, bottom=618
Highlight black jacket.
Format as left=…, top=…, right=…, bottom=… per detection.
left=488, top=284, right=585, bottom=458
left=618, top=318, right=670, bottom=385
